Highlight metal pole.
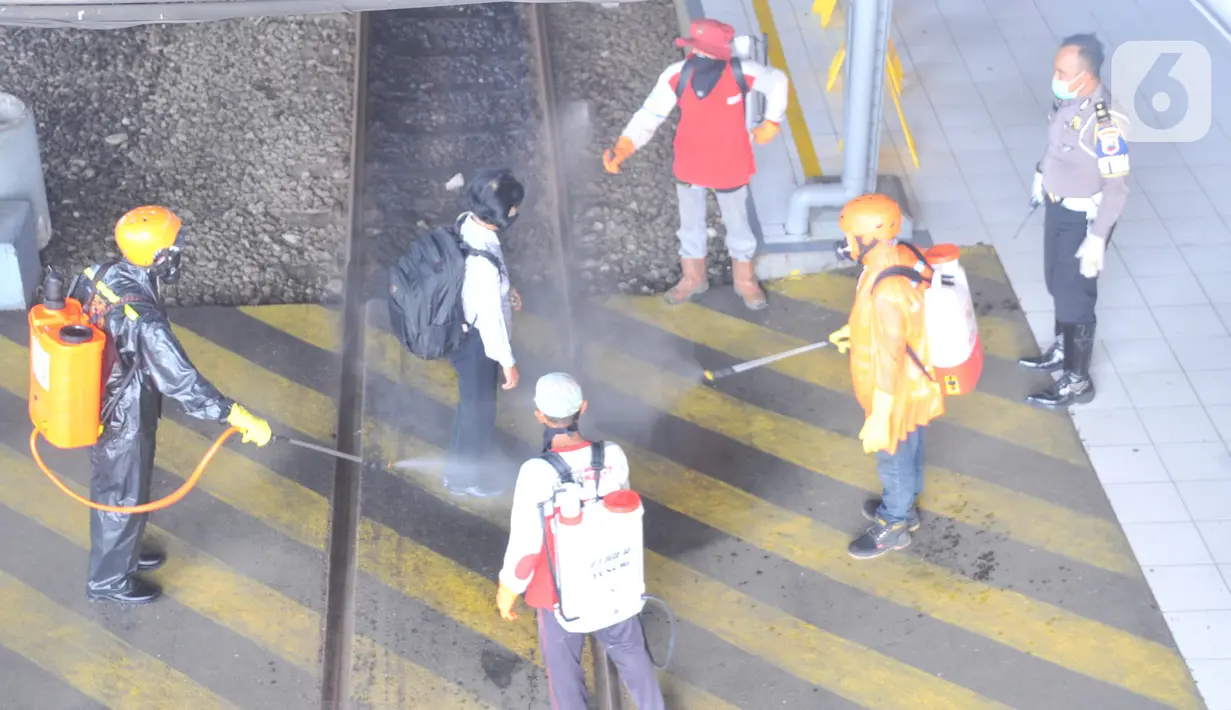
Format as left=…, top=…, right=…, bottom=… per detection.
left=592, top=637, right=623, bottom=710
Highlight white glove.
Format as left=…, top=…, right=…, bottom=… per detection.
left=1075, top=233, right=1106, bottom=278
left=1030, top=172, right=1044, bottom=207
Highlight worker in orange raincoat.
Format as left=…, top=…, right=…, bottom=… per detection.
left=828, top=194, right=945, bottom=559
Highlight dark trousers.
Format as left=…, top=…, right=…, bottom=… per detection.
left=874, top=426, right=926, bottom=525
left=445, top=330, right=499, bottom=486
left=537, top=609, right=666, bottom=710
left=87, top=429, right=156, bottom=597
left=1043, top=198, right=1098, bottom=325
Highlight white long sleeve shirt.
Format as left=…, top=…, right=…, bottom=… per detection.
left=498, top=441, right=631, bottom=597
left=458, top=213, right=515, bottom=368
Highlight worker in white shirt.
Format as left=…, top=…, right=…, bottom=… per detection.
left=496, top=373, right=666, bottom=710
left=445, top=168, right=524, bottom=498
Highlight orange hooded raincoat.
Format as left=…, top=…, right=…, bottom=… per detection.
left=848, top=241, right=946, bottom=455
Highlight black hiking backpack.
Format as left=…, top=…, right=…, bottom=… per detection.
left=387, top=217, right=502, bottom=360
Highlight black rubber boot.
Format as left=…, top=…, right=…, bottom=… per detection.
left=1026, top=323, right=1096, bottom=408
left=88, top=577, right=162, bottom=605
left=1019, top=319, right=1064, bottom=371
left=137, top=549, right=165, bottom=571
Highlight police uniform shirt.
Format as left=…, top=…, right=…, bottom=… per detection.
left=1039, top=83, right=1130, bottom=240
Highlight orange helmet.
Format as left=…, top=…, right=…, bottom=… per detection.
left=115, top=206, right=181, bottom=267
left=837, top=194, right=901, bottom=262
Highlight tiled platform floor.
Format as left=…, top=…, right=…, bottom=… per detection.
left=691, top=0, right=1231, bottom=705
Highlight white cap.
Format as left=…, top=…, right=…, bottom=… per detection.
left=535, top=372, right=584, bottom=419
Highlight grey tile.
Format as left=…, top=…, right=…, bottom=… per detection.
left=1123, top=371, right=1201, bottom=408
left=1182, top=246, right=1231, bottom=275
left=933, top=103, right=995, bottom=129
left=952, top=149, right=1020, bottom=177
left=1118, top=197, right=1161, bottom=223
left=1177, top=130, right=1231, bottom=167
left=1134, top=166, right=1202, bottom=195
left=1103, top=338, right=1182, bottom=373
left=1104, top=481, right=1192, bottom=522
left=1095, top=277, right=1146, bottom=309
left=1118, top=247, right=1192, bottom=278
left=1137, top=273, right=1215, bottom=307
left=1198, top=271, right=1231, bottom=305
left=943, top=124, right=1007, bottom=151
left=976, top=197, right=1035, bottom=225
left=1169, top=336, right=1231, bottom=372
left=1189, top=370, right=1231, bottom=407
left=1177, top=480, right=1231, bottom=521
left=1125, top=142, right=1187, bottom=168
left=1189, top=166, right=1231, bottom=196
left=1098, top=307, right=1163, bottom=339
left=1143, top=408, right=1223, bottom=445
left=1109, top=219, right=1172, bottom=248
left=1157, top=441, right=1231, bottom=480
left=917, top=199, right=985, bottom=228
left=910, top=177, right=974, bottom=202
left=1164, top=217, right=1231, bottom=247
left=1154, top=304, right=1230, bottom=339
left=1149, top=191, right=1219, bottom=220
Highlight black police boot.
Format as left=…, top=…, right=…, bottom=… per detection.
left=861, top=499, right=920, bottom=532
left=88, top=577, right=162, bottom=605
left=1018, top=320, right=1064, bottom=371
left=138, top=549, right=165, bottom=571
left=1026, top=323, right=1096, bottom=408
left=848, top=518, right=912, bottom=559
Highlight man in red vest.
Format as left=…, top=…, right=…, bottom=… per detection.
left=602, top=17, right=789, bottom=311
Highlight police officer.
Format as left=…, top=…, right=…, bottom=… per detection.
left=1019, top=33, right=1129, bottom=408
left=71, top=205, right=272, bottom=604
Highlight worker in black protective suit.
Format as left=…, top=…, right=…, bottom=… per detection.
left=68, top=205, right=273, bottom=605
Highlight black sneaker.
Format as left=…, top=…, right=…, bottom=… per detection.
left=861, top=499, right=920, bottom=532
left=848, top=519, right=912, bottom=560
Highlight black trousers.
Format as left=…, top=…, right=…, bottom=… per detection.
left=1043, top=198, right=1099, bottom=325
left=445, top=330, right=500, bottom=486
left=87, top=429, right=156, bottom=597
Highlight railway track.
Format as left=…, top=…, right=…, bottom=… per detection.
left=323, top=6, right=580, bottom=707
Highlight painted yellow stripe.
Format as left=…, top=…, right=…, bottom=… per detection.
left=764, top=271, right=1039, bottom=364
left=246, top=304, right=1201, bottom=710
left=0, top=440, right=493, bottom=710
left=604, top=295, right=1087, bottom=467
left=0, top=567, right=238, bottom=710
left=0, top=330, right=725, bottom=710
left=513, top=307, right=1132, bottom=577
left=750, top=0, right=822, bottom=178
left=238, top=306, right=1014, bottom=710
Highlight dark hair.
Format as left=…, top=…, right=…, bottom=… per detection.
left=1060, top=33, right=1105, bottom=78
left=467, top=168, right=525, bottom=229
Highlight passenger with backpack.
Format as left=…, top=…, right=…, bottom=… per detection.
left=827, top=194, right=947, bottom=560
left=495, top=373, right=666, bottom=710
left=601, top=18, right=789, bottom=311
left=386, top=169, right=525, bottom=497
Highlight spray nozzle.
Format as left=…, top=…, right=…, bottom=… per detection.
left=42, top=266, right=66, bottom=311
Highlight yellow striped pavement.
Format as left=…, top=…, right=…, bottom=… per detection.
left=0, top=251, right=1205, bottom=710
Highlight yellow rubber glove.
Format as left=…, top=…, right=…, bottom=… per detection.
left=858, top=390, right=895, bottom=454
left=226, top=403, right=272, bottom=447
left=828, top=324, right=851, bottom=355
left=751, top=121, right=780, bottom=145
left=496, top=583, right=520, bottom=621
left=602, top=136, right=636, bottom=174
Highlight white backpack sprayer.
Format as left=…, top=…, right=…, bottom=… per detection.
left=537, top=441, right=676, bottom=668
left=703, top=242, right=983, bottom=396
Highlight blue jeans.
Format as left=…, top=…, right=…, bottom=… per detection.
left=874, top=426, right=926, bottom=525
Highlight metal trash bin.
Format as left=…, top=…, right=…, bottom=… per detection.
left=0, top=92, right=53, bottom=251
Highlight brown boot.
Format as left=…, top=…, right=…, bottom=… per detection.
left=664, top=258, right=709, bottom=305
left=732, top=259, right=767, bottom=310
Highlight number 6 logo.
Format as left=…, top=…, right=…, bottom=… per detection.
left=1112, top=41, right=1212, bottom=143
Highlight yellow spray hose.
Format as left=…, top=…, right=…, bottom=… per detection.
left=29, top=426, right=238, bottom=514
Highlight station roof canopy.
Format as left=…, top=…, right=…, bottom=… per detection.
left=0, top=0, right=634, bottom=29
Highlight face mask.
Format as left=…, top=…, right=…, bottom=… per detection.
left=1052, top=72, right=1084, bottom=100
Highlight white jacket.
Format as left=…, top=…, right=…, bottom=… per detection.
left=458, top=213, right=515, bottom=368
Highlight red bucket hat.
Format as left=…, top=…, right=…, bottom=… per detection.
left=675, top=18, right=735, bottom=61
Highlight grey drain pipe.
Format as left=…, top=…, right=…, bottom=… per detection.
left=783, top=0, right=893, bottom=237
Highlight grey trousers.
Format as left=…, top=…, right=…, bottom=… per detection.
left=537, top=609, right=666, bottom=710
left=675, top=183, right=756, bottom=262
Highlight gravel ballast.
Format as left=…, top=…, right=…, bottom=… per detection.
left=0, top=16, right=355, bottom=307
left=2, top=0, right=734, bottom=306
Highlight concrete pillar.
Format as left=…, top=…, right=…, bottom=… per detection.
left=0, top=92, right=53, bottom=251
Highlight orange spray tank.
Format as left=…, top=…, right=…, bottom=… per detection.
left=28, top=268, right=107, bottom=449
